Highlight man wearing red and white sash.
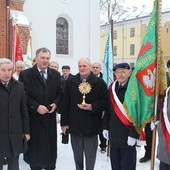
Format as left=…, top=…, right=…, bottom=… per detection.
left=103, top=63, right=139, bottom=170
left=157, top=87, right=170, bottom=170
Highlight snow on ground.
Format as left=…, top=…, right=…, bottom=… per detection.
left=3, top=124, right=160, bottom=170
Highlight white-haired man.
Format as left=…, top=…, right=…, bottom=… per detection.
left=0, top=58, right=30, bottom=170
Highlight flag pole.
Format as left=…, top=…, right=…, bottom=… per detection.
left=108, top=0, right=113, bottom=56
left=110, top=19, right=113, bottom=53
left=105, top=0, right=114, bottom=157
left=150, top=0, right=162, bottom=169
left=6, top=3, right=10, bottom=58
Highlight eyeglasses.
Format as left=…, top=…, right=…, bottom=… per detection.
left=92, top=67, right=99, bottom=69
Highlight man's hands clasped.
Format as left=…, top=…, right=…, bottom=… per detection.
left=37, top=103, right=57, bottom=115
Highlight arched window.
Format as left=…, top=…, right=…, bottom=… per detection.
left=56, top=17, right=69, bottom=54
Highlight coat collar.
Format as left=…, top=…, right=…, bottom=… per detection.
left=32, top=65, right=55, bottom=79
left=72, top=72, right=99, bottom=85
left=9, top=78, right=18, bottom=99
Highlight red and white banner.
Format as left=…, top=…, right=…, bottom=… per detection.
left=12, top=24, right=23, bottom=67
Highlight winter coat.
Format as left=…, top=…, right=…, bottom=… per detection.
left=103, top=81, right=138, bottom=148
left=19, top=66, right=63, bottom=167
left=61, top=73, right=74, bottom=89
left=61, top=72, right=108, bottom=137
left=0, top=79, right=29, bottom=157
left=157, top=88, right=170, bottom=165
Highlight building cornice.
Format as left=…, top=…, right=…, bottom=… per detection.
left=11, top=0, right=25, bottom=2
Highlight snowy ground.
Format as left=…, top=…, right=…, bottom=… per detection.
left=3, top=124, right=160, bottom=170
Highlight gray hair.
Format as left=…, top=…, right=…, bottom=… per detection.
left=78, top=57, right=91, bottom=66
left=49, top=61, right=59, bottom=66
left=0, top=58, right=13, bottom=66
left=92, top=62, right=101, bottom=67
left=36, top=47, right=51, bottom=57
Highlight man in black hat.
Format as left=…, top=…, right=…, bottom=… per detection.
left=103, top=62, right=139, bottom=170
left=61, top=65, right=73, bottom=89
left=61, top=65, right=72, bottom=79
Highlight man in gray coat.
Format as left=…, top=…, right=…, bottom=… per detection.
left=0, top=58, right=30, bottom=170
left=19, top=47, right=63, bottom=170
left=157, top=87, right=170, bottom=170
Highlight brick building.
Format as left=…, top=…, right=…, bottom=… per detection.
left=0, top=0, right=30, bottom=59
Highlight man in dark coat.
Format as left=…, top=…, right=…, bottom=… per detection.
left=61, top=65, right=74, bottom=89
left=61, top=58, right=108, bottom=170
left=103, top=63, right=139, bottom=170
left=91, top=62, right=106, bottom=153
left=91, top=62, right=103, bottom=78
left=19, top=47, right=63, bottom=170
left=0, top=58, right=30, bottom=170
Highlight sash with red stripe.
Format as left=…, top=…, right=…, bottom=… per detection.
left=161, top=87, right=170, bottom=155
left=161, top=114, right=170, bottom=155
left=109, top=81, right=131, bottom=128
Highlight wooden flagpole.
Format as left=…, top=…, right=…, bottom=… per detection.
left=150, top=0, right=162, bottom=169
left=105, top=0, right=114, bottom=158
left=6, top=4, right=10, bottom=58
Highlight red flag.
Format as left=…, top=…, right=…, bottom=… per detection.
left=15, top=30, right=23, bottom=62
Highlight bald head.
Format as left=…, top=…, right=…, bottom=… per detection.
left=91, top=62, right=101, bottom=76
left=15, top=60, right=25, bottom=73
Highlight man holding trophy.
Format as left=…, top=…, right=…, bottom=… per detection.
left=61, top=58, right=108, bottom=170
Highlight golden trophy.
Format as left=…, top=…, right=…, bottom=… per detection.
left=78, top=82, right=91, bottom=106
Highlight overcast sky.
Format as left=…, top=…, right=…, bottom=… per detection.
left=100, top=0, right=170, bottom=22
left=123, top=0, right=170, bottom=8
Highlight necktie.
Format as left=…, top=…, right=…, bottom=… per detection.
left=118, top=84, right=122, bottom=90
left=4, top=83, right=8, bottom=88
left=40, top=70, right=46, bottom=83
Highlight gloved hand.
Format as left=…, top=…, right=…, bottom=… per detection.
left=127, top=136, right=137, bottom=146
left=102, top=130, right=109, bottom=140
left=150, top=121, right=159, bottom=131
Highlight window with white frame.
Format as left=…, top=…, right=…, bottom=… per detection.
left=130, top=44, right=135, bottom=55
left=130, top=27, right=135, bottom=37
left=113, top=46, right=117, bottom=56
left=56, top=17, right=69, bottom=54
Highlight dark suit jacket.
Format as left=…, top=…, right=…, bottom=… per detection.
left=19, top=65, right=63, bottom=167
left=61, top=73, right=74, bottom=89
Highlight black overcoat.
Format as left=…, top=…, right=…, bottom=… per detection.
left=61, top=73, right=108, bottom=137
left=19, top=66, right=63, bottom=167
left=103, top=81, right=138, bottom=148
left=0, top=79, right=29, bottom=157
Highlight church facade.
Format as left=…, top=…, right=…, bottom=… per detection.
left=23, top=0, right=101, bottom=73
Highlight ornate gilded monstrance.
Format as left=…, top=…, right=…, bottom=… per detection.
left=78, top=82, right=91, bottom=105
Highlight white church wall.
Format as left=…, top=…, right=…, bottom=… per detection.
left=23, top=0, right=100, bottom=74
